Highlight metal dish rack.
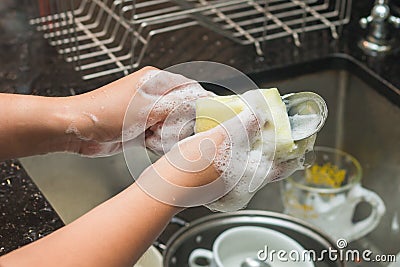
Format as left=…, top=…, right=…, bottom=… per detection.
left=30, top=0, right=352, bottom=80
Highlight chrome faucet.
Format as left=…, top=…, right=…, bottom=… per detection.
left=359, top=0, right=400, bottom=55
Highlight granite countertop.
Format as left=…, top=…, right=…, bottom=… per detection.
left=0, top=0, right=399, bottom=255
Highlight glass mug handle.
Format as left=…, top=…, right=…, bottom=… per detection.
left=189, top=248, right=215, bottom=267
left=347, top=184, right=386, bottom=241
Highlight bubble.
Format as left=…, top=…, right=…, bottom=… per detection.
left=83, top=112, right=99, bottom=124
left=65, top=124, right=79, bottom=135
left=123, top=61, right=318, bottom=209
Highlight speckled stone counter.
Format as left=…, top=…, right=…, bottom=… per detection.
left=0, top=0, right=399, bottom=255
left=0, top=160, right=63, bottom=255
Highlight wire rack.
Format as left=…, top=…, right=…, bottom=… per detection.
left=30, top=0, right=352, bottom=80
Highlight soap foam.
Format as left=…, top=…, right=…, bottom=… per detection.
left=205, top=90, right=316, bottom=212
left=65, top=124, right=80, bottom=136
left=82, top=112, right=99, bottom=124
left=145, top=83, right=215, bottom=155
left=123, top=70, right=214, bottom=156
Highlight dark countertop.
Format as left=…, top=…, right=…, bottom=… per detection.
left=0, top=160, right=63, bottom=255
left=0, top=0, right=399, bottom=256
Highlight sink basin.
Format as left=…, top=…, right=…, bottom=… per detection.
left=245, top=58, right=400, bottom=259
left=20, top=55, right=400, bottom=264
left=20, top=153, right=131, bottom=223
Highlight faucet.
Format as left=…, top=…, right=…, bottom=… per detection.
left=359, top=0, right=400, bottom=55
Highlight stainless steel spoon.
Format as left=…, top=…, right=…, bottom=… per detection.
left=241, top=257, right=271, bottom=267
left=282, top=92, right=328, bottom=141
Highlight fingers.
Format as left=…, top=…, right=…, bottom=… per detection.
left=144, top=123, right=163, bottom=155
left=268, top=158, right=302, bottom=183
left=145, top=93, right=197, bottom=154
left=240, top=89, right=272, bottom=132
left=201, top=90, right=280, bottom=210
left=138, top=69, right=200, bottom=96
left=138, top=69, right=213, bottom=123
left=144, top=120, right=195, bottom=155
left=213, top=90, right=270, bottom=147
left=215, top=90, right=272, bottom=143
left=246, top=152, right=270, bottom=193
left=136, top=70, right=213, bottom=154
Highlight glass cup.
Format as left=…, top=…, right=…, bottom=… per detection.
left=281, top=146, right=386, bottom=242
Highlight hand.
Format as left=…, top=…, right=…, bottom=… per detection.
left=137, top=89, right=313, bottom=211
left=64, top=67, right=213, bottom=157
left=200, top=90, right=313, bottom=212
left=134, top=69, right=215, bottom=155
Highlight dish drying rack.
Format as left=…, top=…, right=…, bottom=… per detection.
left=30, top=0, right=352, bottom=80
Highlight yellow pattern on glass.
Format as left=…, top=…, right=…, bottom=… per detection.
left=306, top=163, right=346, bottom=188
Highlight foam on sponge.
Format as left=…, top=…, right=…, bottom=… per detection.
left=195, top=88, right=317, bottom=212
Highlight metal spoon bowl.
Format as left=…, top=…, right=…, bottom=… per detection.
left=282, top=92, right=328, bottom=141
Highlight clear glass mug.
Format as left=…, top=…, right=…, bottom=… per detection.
left=281, top=146, right=386, bottom=242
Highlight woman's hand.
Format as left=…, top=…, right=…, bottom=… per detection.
left=145, top=89, right=310, bottom=211
left=64, top=67, right=213, bottom=157
left=0, top=67, right=213, bottom=160
left=202, top=90, right=311, bottom=212
left=0, top=88, right=311, bottom=267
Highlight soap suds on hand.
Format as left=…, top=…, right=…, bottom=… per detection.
left=204, top=90, right=317, bottom=212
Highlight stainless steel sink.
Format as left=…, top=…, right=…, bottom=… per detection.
left=20, top=153, right=132, bottom=223
left=20, top=56, right=400, bottom=265
left=246, top=64, right=400, bottom=260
